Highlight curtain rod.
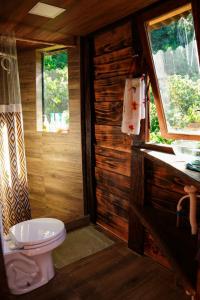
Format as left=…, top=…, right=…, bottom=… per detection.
left=0, top=52, right=16, bottom=59
left=15, top=36, right=76, bottom=48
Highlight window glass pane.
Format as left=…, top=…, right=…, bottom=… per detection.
left=149, top=86, right=174, bottom=144
left=43, top=51, right=69, bottom=132
left=148, top=8, right=200, bottom=135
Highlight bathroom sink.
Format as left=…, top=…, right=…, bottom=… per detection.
left=172, top=140, right=200, bottom=172
left=172, top=140, right=200, bottom=161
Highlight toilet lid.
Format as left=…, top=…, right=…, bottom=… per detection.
left=9, top=218, right=65, bottom=248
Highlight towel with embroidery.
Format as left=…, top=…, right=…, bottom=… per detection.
left=121, top=77, right=145, bottom=135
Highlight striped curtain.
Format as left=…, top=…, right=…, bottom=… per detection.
left=0, top=35, right=31, bottom=234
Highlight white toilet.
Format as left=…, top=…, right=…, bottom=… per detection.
left=2, top=218, right=66, bottom=295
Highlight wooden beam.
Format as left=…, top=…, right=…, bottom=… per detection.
left=80, top=36, right=97, bottom=223
left=128, top=147, right=145, bottom=253
left=0, top=20, right=77, bottom=47
left=148, top=3, right=191, bottom=26
left=128, top=17, right=147, bottom=253
left=192, top=0, right=200, bottom=67
left=193, top=0, right=200, bottom=272
left=15, top=36, right=76, bottom=47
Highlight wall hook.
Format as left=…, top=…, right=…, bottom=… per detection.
left=132, top=54, right=139, bottom=58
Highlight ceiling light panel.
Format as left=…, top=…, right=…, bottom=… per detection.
left=28, top=2, right=66, bottom=18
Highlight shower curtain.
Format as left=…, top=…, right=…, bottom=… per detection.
left=0, top=35, right=31, bottom=234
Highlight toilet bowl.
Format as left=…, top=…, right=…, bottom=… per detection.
left=3, top=218, right=66, bottom=295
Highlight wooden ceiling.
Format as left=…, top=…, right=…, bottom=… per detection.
left=0, top=0, right=160, bottom=47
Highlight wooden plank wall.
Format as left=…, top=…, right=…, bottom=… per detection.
left=144, top=158, right=200, bottom=268
left=92, top=16, right=198, bottom=267
left=17, top=45, right=84, bottom=224
left=93, top=21, right=135, bottom=241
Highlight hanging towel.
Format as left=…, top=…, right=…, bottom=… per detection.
left=121, top=77, right=145, bottom=135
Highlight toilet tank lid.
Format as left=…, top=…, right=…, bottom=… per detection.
left=9, top=218, right=65, bottom=247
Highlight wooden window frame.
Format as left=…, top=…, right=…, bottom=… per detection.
left=137, top=0, right=200, bottom=141
left=36, top=46, right=69, bottom=133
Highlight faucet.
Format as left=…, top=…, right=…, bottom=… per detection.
left=176, top=185, right=199, bottom=235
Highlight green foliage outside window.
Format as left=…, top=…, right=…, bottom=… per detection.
left=44, top=52, right=68, bottom=70
left=167, top=75, right=200, bottom=129
left=43, top=51, right=69, bottom=132
left=150, top=13, right=194, bottom=54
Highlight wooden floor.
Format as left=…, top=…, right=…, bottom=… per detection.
left=14, top=242, right=188, bottom=300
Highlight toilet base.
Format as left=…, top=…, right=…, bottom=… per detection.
left=5, top=251, right=55, bottom=295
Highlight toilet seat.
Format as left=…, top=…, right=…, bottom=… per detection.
left=6, top=230, right=66, bottom=253
left=23, top=230, right=65, bottom=250
left=9, top=218, right=65, bottom=249
left=18, top=231, right=66, bottom=256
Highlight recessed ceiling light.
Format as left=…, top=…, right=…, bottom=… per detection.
left=28, top=2, right=66, bottom=18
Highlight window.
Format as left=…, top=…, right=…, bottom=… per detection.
left=37, top=49, right=69, bottom=133
left=150, top=86, right=174, bottom=144
left=145, top=3, right=200, bottom=140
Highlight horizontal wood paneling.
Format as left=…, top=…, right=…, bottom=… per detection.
left=93, top=20, right=134, bottom=240
left=94, top=46, right=134, bottom=65
left=94, top=22, right=133, bottom=56
left=95, top=146, right=131, bottom=176
left=94, top=76, right=125, bottom=102
left=95, top=167, right=130, bottom=240
left=146, top=185, right=183, bottom=213
left=144, top=159, right=199, bottom=214
left=95, top=101, right=123, bottom=125
left=96, top=187, right=129, bottom=240
left=95, top=58, right=133, bottom=79
left=95, top=168, right=131, bottom=200
left=143, top=157, right=200, bottom=269
left=95, top=125, right=132, bottom=152
left=145, top=159, right=187, bottom=194
left=18, top=46, right=84, bottom=224
left=97, top=209, right=128, bottom=241
left=96, top=187, right=129, bottom=219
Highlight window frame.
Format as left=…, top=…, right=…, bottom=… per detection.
left=36, top=47, right=69, bottom=134
left=137, top=0, right=200, bottom=141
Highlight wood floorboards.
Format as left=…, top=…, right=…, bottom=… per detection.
left=14, top=242, right=188, bottom=300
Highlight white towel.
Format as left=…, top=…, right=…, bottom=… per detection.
left=121, top=78, right=145, bottom=135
